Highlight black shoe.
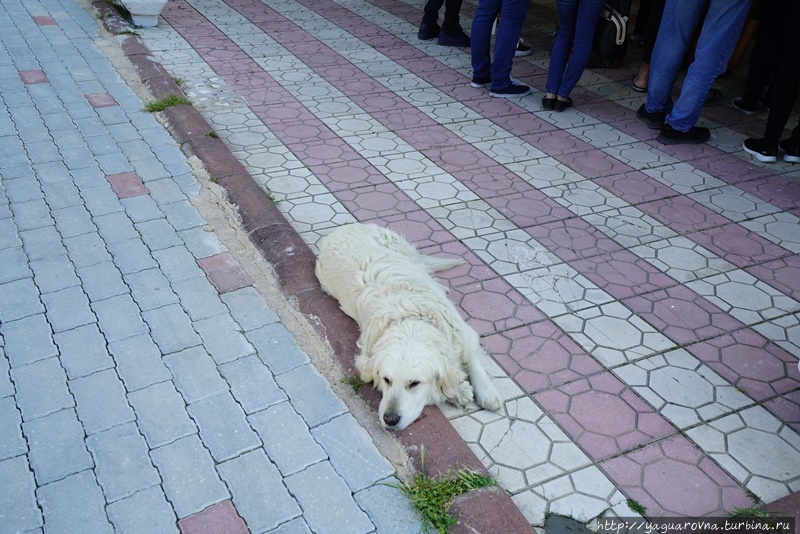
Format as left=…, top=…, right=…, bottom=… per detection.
left=636, top=104, right=665, bottom=130
left=470, top=76, right=491, bottom=88
left=554, top=97, right=572, bottom=112
left=732, top=96, right=757, bottom=116
left=418, top=22, right=440, bottom=41
left=541, top=96, right=556, bottom=110
left=438, top=26, right=470, bottom=47
left=515, top=39, right=532, bottom=57
left=780, top=139, right=800, bottom=163
left=489, top=81, right=531, bottom=98
left=742, top=138, right=777, bottom=163
left=657, top=124, right=711, bottom=145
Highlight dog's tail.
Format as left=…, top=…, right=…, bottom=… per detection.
left=415, top=254, right=464, bottom=274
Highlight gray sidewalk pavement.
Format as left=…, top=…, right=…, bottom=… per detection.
left=0, top=0, right=428, bottom=533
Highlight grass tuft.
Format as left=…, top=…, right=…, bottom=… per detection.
left=144, top=94, right=191, bottom=112
left=626, top=498, right=647, bottom=515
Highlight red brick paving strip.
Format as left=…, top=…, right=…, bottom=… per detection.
left=106, top=171, right=148, bottom=199
left=177, top=500, right=248, bottom=534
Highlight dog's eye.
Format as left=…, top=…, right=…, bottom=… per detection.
left=383, top=377, right=391, bottom=386
left=408, top=380, right=420, bottom=389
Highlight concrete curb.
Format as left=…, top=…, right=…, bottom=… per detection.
left=91, top=3, right=535, bottom=533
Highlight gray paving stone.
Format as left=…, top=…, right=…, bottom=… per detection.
left=194, top=313, right=256, bottom=365
left=40, top=285, right=96, bottom=332
left=163, top=346, right=228, bottom=404
left=12, top=357, right=73, bottom=421
left=37, top=470, right=113, bottom=534
left=354, top=479, right=425, bottom=534
left=41, top=180, right=83, bottom=210
left=86, top=422, right=161, bottom=503
left=92, top=293, right=149, bottom=343
left=150, top=434, right=230, bottom=519
left=77, top=260, right=130, bottom=302
left=152, top=245, right=206, bottom=282
left=106, top=485, right=179, bottom=534
left=187, top=391, right=261, bottom=462
left=93, top=210, right=139, bottom=244
left=29, top=253, right=80, bottom=293
left=312, top=414, right=394, bottom=492
left=0, top=245, right=30, bottom=285
left=284, top=461, right=375, bottom=534
left=11, top=198, right=53, bottom=231
left=107, top=237, right=159, bottom=274
left=107, top=333, right=172, bottom=392
left=0, top=218, right=21, bottom=250
left=64, top=229, right=114, bottom=268
left=171, top=275, right=228, bottom=321
left=95, top=152, right=132, bottom=176
left=143, top=303, right=202, bottom=354
left=3, top=175, right=43, bottom=204
left=221, top=287, right=280, bottom=331
left=54, top=323, right=114, bottom=379
left=0, top=278, right=44, bottom=322
left=0, top=396, right=26, bottom=461
left=52, top=204, right=96, bottom=238
left=217, top=449, right=302, bottom=533
left=266, top=518, right=312, bottom=534
left=70, top=368, right=135, bottom=435
left=121, top=195, right=164, bottom=224
left=23, top=408, right=94, bottom=485
left=219, top=355, right=287, bottom=414
left=248, top=401, right=326, bottom=477
left=1, top=313, right=57, bottom=367
left=0, top=348, right=12, bottom=399
left=126, top=267, right=180, bottom=311
left=19, top=225, right=67, bottom=261
left=0, top=456, right=43, bottom=533
left=163, top=200, right=206, bottom=231
left=128, top=381, right=197, bottom=449
left=146, top=178, right=189, bottom=206
left=276, top=364, right=347, bottom=428
left=81, top=186, right=124, bottom=217
left=248, top=322, right=309, bottom=376
left=136, top=218, right=183, bottom=251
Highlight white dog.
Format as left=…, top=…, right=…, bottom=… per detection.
left=315, top=223, right=502, bottom=430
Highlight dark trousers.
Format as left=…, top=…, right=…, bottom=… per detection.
left=763, top=1, right=800, bottom=145
left=422, top=0, right=464, bottom=32
left=741, top=0, right=791, bottom=107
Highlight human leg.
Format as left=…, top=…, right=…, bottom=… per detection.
left=666, top=0, right=751, bottom=132
left=438, top=0, right=470, bottom=46
left=555, top=0, right=606, bottom=99
left=738, top=0, right=789, bottom=109
left=545, top=0, right=578, bottom=96
left=489, top=0, right=531, bottom=91
left=471, top=0, right=503, bottom=82
left=419, top=0, right=445, bottom=39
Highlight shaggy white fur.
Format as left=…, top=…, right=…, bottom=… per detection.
left=315, top=223, right=502, bottom=430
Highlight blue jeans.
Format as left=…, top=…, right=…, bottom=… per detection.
left=471, top=0, right=531, bottom=91
left=545, top=0, right=606, bottom=98
left=646, top=0, right=751, bottom=132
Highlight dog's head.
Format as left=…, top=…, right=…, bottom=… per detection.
left=362, top=320, right=470, bottom=430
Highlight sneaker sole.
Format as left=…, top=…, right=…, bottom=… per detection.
left=470, top=81, right=491, bottom=88
left=784, top=154, right=800, bottom=163
left=742, top=141, right=777, bottom=163
left=657, top=133, right=710, bottom=145
left=489, top=88, right=532, bottom=98
left=515, top=50, right=532, bottom=57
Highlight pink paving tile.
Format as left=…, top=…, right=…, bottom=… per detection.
left=417, top=241, right=496, bottom=288
left=593, top=171, right=677, bottom=204
left=622, top=285, right=745, bottom=346
left=449, top=278, right=547, bottom=335
left=484, top=321, right=604, bottom=393
left=764, top=391, right=800, bottom=433
left=533, top=373, right=675, bottom=460
left=85, top=93, right=118, bottom=108
left=556, top=148, right=633, bottom=179
left=285, top=138, right=360, bottom=168
left=370, top=211, right=457, bottom=250
left=691, top=153, right=776, bottom=185
left=689, top=223, right=791, bottom=268
left=422, top=144, right=505, bottom=173
left=336, top=183, right=420, bottom=220
left=599, top=435, right=752, bottom=517
left=534, top=130, right=594, bottom=156
left=485, top=189, right=574, bottom=227
left=571, top=250, right=677, bottom=299
left=524, top=217, right=624, bottom=262
left=687, top=329, right=800, bottom=401
left=745, top=255, right=800, bottom=302
left=178, top=500, right=248, bottom=534
left=737, top=176, right=800, bottom=212
left=392, top=126, right=463, bottom=152
left=105, top=172, right=148, bottom=199
left=197, top=253, right=253, bottom=294
left=311, top=158, right=387, bottom=192
left=19, top=69, right=49, bottom=84
left=33, top=16, right=57, bottom=25
left=638, top=195, right=730, bottom=233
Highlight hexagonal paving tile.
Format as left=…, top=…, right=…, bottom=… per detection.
left=641, top=162, right=723, bottom=194
left=508, top=263, right=614, bottom=318
left=448, top=277, right=546, bottom=335
left=631, top=236, right=736, bottom=283
left=551, top=302, right=675, bottom=368
left=541, top=180, right=629, bottom=217
left=614, top=349, right=752, bottom=430
left=685, top=406, right=800, bottom=503
left=689, top=223, right=791, bottom=268
left=461, top=229, right=561, bottom=277
left=687, top=185, right=782, bottom=223
left=740, top=212, right=800, bottom=254
left=396, top=172, right=480, bottom=210
left=571, top=250, right=678, bottom=299
left=427, top=200, right=518, bottom=240
left=583, top=206, right=678, bottom=248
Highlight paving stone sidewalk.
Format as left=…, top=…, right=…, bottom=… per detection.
left=0, top=0, right=429, bottom=532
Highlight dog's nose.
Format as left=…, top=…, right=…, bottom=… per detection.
left=383, top=412, right=401, bottom=427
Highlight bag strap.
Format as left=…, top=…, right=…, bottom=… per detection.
left=602, top=4, right=628, bottom=46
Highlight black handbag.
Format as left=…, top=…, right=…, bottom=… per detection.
left=588, top=3, right=629, bottom=68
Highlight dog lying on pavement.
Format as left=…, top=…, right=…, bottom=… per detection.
left=315, top=222, right=502, bottom=430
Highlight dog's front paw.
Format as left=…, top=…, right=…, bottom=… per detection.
left=449, top=381, right=474, bottom=407
left=474, top=386, right=502, bottom=412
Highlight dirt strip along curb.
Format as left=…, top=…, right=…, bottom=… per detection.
left=91, top=3, right=535, bottom=533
